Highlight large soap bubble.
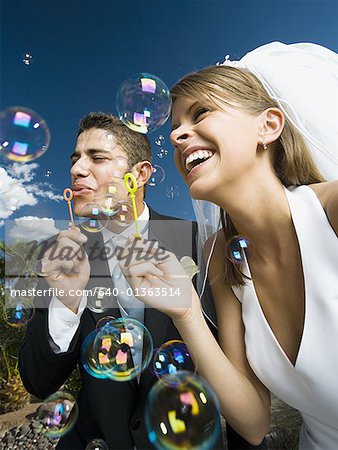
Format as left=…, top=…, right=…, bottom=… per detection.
left=145, top=371, right=220, bottom=450
left=0, top=106, right=50, bottom=162
left=116, top=73, right=171, bottom=134
left=81, top=317, right=153, bottom=381
left=36, top=391, right=78, bottom=439
left=153, top=340, right=195, bottom=385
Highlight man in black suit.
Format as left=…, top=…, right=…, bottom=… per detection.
left=19, top=113, right=266, bottom=450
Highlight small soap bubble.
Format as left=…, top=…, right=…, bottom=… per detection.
left=87, top=287, right=112, bottom=313
left=85, top=438, right=109, bottom=450
left=147, top=164, right=165, bottom=187
left=5, top=297, right=34, bottom=328
left=165, top=185, right=179, bottom=199
left=153, top=340, right=195, bottom=385
left=99, top=131, right=116, bottom=151
left=97, top=179, right=129, bottom=218
left=36, top=391, right=78, bottom=439
left=45, top=170, right=52, bottom=177
left=81, top=318, right=153, bottom=381
left=228, top=236, right=249, bottom=264
left=113, top=202, right=134, bottom=229
left=22, top=53, right=33, bottom=65
left=116, top=73, right=171, bottom=134
left=0, top=107, right=50, bottom=162
left=79, top=204, right=106, bottom=233
left=155, top=135, right=165, bottom=146
left=145, top=371, right=220, bottom=450
left=157, top=148, right=168, bottom=159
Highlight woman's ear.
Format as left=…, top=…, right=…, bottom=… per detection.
left=132, top=161, right=153, bottom=188
left=258, top=108, right=284, bottom=147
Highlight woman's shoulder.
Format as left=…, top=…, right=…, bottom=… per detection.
left=308, top=181, right=338, bottom=235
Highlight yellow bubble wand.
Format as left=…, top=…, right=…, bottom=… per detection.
left=123, top=173, right=141, bottom=238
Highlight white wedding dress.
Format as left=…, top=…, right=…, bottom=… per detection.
left=232, top=185, right=338, bottom=449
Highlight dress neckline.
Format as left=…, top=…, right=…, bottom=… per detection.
left=242, top=186, right=308, bottom=369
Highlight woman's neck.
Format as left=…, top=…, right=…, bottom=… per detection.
left=216, top=177, right=293, bottom=262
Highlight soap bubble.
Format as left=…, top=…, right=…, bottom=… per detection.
left=116, top=73, right=171, bottom=134
left=0, top=107, right=50, bottom=162
left=79, top=204, right=106, bottom=233
left=85, top=438, right=109, bottom=450
left=147, top=165, right=165, bottom=187
left=87, top=287, right=113, bottom=313
left=165, top=185, right=179, bottom=199
left=22, top=53, right=33, bottom=65
left=108, top=201, right=134, bottom=229
left=155, top=135, right=165, bottom=146
left=157, top=148, right=168, bottom=159
left=81, top=318, right=153, bottom=381
left=145, top=371, right=220, bottom=450
left=36, top=391, right=78, bottom=439
left=98, top=179, right=129, bottom=218
left=100, top=131, right=117, bottom=151
left=153, top=340, right=195, bottom=385
left=5, top=297, right=34, bottom=328
left=228, top=236, right=249, bottom=264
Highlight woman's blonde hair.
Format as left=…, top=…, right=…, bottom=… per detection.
left=171, top=65, right=326, bottom=286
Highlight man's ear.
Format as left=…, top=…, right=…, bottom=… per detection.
left=258, top=108, right=284, bottom=146
left=132, top=161, right=153, bottom=188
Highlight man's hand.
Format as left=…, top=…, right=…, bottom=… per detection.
left=41, top=227, right=90, bottom=311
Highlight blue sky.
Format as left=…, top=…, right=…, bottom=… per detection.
left=1, top=0, right=338, bottom=241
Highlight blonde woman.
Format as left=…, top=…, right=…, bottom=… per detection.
left=120, top=42, right=338, bottom=449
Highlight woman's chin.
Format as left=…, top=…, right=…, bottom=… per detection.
left=189, top=182, right=211, bottom=201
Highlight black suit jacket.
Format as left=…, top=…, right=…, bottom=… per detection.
left=18, top=209, right=225, bottom=450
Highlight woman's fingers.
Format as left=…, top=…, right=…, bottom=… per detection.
left=119, top=237, right=171, bottom=268
left=128, top=262, right=163, bottom=278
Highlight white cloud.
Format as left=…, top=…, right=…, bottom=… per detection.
left=26, top=184, right=63, bottom=202
left=0, top=163, right=62, bottom=225
left=0, top=168, right=37, bottom=219
left=8, top=216, right=60, bottom=242
left=7, top=162, right=39, bottom=183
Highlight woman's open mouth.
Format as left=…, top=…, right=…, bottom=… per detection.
left=184, top=150, right=214, bottom=175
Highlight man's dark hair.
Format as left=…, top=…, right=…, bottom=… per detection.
left=78, top=112, right=152, bottom=168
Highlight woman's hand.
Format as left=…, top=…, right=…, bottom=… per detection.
left=118, top=237, right=199, bottom=320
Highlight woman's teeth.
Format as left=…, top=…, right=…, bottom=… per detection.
left=185, top=150, right=213, bottom=172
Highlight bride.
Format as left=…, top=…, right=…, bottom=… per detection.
left=119, top=42, right=338, bottom=449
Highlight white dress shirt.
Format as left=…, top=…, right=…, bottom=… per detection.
left=48, top=203, right=150, bottom=353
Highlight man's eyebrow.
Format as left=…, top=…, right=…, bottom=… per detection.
left=171, top=101, right=198, bottom=130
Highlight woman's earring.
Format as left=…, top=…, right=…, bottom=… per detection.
left=261, top=140, right=268, bottom=150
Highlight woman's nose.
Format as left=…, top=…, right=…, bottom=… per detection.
left=169, top=127, right=191, bottom=148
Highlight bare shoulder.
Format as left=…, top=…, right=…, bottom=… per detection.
left=309, top=181, right=338, bottom=235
